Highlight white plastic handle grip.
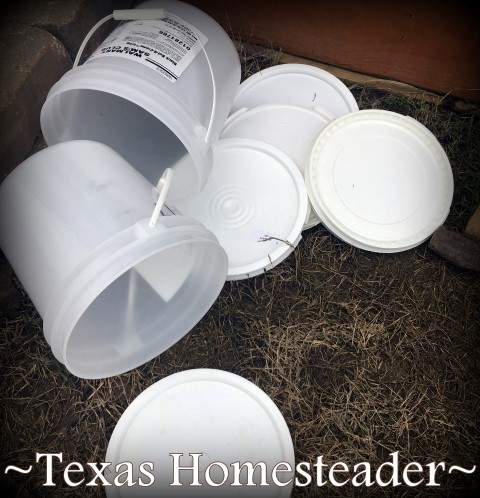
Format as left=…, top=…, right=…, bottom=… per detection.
left=113, top=9, right=165, bottom=20
left=149, top=168, right=174, bottom=228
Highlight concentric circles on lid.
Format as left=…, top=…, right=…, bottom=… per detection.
left=306, top=110, right=454, bottom=252
left=221, top=104, right=334, bottom=230
left=232, top=63, right=358, bottom=118
left=174, top=138, right=309, bottom=279
left=106, top=369, right=295, bottom=497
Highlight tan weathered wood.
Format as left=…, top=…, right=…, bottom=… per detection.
left=189, top=0, right=480, bottom=102
left=278, top=52, right=443, bottom=104
left=276, top=52, right=479, bottom=112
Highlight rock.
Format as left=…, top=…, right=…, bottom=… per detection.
left=4, top=0, right=133, bottom=59
left=0, top=23, right=72, bottom=180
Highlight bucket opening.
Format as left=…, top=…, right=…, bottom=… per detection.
left=49, top=89, right=198, bottom=199
left=64, top=239, right=223, bottom=378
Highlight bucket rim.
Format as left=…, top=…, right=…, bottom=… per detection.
left=43, top=216, right=227, bottom=378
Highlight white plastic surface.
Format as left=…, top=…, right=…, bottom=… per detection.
left=41, top=0, right=241, bottom=202
left=306, top=110, right=454, bottom=252
left=0, top=141, right=228, bottom=378
left=105, top=369, right=295, bottom=497
left=232, top=64, right=358, bottom=118
left=113, top=8, right=166, bottom=20
left=149, top=168, right=174, bottom=227
left=221, top=104, right=334, bottom=229
left=175, top=139, right=309, bottom=279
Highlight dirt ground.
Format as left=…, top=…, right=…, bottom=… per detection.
left=1, top=46, right=479, bottom=497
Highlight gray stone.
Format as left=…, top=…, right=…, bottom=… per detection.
left=4, top=0, right=134, bottom=59
left=0, top=23, right=72, bottom=180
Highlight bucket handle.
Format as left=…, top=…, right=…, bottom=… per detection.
left=73, top=9, right=217, bottom=144
left=149, top=168, right=174, bottom=228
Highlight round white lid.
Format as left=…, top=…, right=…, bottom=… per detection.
left=106, top=369, right=295, bottom=497
left=232, top=63, right=358, bottom=118
left=174, top=138, right=308, bottom=279
left=306, top=110, right=454, bottom=252
left=221, top=104, right=334, bottom=230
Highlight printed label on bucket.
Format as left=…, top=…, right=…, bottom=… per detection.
left=89, top=16, right=208, bottom=82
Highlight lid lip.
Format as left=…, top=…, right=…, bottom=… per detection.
left=306, top=109, right=454, bottom=252
left=213, top=138, right=308, bottom=280
left=226, top=241, right=299, bottom=281
left=40, top=61, right=211, bottom=199
left=233, top=63, right=359, bottom=116
left=106, top=368, right=295, bottom=496
left=43, top=217, right=227, bottom=379
left=313, top=199, right=449, bottom=253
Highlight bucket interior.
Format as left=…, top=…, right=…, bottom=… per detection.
left=51, top=89, right=198, bottom=199
left=65, top=239, right=225, bottom=378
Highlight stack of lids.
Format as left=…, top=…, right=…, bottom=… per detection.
left=306, top=109, right=453, bottom=252
left=173, top=63, right=454, bottom=278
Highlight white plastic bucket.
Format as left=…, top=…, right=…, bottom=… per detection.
left=105, top=369, right=295, bottom=497
left=221, top=104, right=335, bottom=229
left=40, top=0, right=241, bottom=202
left=0, top=141, right=228, bottom=378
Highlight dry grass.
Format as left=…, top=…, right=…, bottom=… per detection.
left=1, top=44, right=479, bottom=497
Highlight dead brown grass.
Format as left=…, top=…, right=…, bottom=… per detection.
left=1, top=45, right=479, bottom=497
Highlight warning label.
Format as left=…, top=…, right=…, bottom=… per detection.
left=89, top=16, right=208, bottom=82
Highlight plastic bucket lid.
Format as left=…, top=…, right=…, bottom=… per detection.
left=105, top=368, right=295, bottom=497
left=0, top=141, right=228, bottom=378
left=221, top=104, right=335, bottom=229
left=231, top=63, right=358, bottom=118
left=174, top=138, right=309, bottom=279
left=306, top=110, right=454, bottom=252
